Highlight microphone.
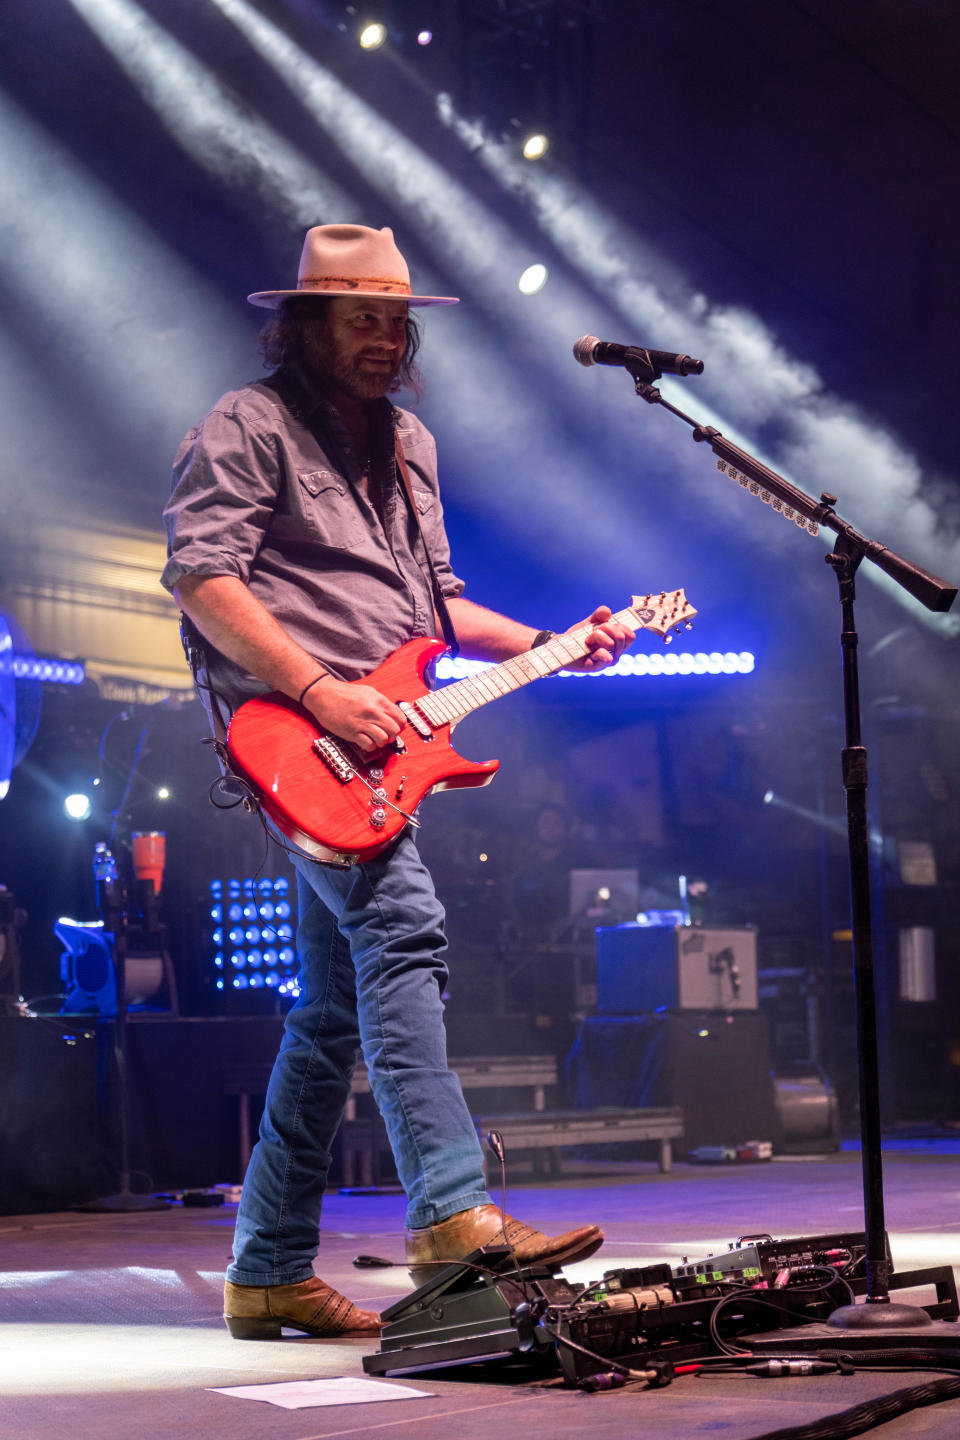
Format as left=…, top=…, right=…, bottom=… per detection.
left=573, top=334, right=704, bottom=377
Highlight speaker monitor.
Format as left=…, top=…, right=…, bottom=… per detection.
left=596, top=924, right=758, bottom=1014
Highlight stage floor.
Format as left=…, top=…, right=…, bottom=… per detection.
left=4, top=1143, right=960, bottom=1439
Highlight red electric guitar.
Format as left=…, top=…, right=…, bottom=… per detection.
left=226, top=590, right=697, bottom=867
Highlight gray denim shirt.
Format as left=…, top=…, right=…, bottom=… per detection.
left=161, top=375, right=464, bottom=712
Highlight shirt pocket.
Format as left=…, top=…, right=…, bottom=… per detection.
left=297, top=470, right=365, bottom=549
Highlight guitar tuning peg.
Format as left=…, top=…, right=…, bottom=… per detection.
left=664, top=633, right=673, bottom=645
left=674, top=623, right=684, bottom=633
left=685, top=621, right=693, bottom=630
left=716, top=459, right=728, bottom=473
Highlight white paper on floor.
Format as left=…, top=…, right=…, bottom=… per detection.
left=209, top=1376, right=434, bottom=1409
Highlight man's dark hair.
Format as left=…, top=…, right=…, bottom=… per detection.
left=259, top=295, right=423, bottom=398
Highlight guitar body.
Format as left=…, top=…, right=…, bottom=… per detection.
left=226, top=637, right=500, bottom=867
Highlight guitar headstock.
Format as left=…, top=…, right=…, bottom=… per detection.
left=627, top=589, right=698, bottom=641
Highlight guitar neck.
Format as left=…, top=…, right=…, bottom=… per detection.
left=416, top=606, right=640, bottom=727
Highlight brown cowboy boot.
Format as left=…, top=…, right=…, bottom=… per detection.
left=405, top=1204, right=603, bottom=1286
left=223, top=1275, right=381, bottom=1340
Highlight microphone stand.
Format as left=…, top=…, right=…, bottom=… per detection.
left=621, top=352, right=956, bottom=1326
left=77, top=716, right=170, bottom=1214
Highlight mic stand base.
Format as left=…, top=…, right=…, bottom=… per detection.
left=75, top=1191, right=171, bottom=1213
left=827, top=1300, right=933, bottom=1331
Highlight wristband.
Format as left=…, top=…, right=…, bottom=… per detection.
left=298, top=672, right=329, bottom=706
left=531, top=630, right=556, bottom=649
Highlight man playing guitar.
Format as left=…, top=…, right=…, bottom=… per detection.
left=163, top=224, right=634, bottom=1341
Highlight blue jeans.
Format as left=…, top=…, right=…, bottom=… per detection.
left=227, top=830, right=490, bottom=1286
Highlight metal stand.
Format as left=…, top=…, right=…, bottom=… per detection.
left=76, top=851, right=169, bottom=1213
left=613, top=352, right=956, bottom=1323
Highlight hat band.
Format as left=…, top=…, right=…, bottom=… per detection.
left=298, top=274, right=412, bottom=296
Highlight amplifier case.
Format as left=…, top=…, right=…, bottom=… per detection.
left=596, top=925, right=758, bottom=1013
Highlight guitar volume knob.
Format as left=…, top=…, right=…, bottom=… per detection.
left=367, top=767, right=384, bottom=783
left=369, top=807, right=387, bottom=830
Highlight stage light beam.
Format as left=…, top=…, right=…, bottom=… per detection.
left=435, top=96, right=960, bottom=634
left=64, top=793, right=93, bottom=821
left=67, top=0, right=354, bottom=224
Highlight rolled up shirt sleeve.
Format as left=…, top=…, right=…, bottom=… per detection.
left=161, top=404, right=281, bottom=593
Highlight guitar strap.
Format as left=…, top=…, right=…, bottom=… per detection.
left=393, top=432, right=460, bottom=660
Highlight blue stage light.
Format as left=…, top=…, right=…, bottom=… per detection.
left=207, top=874, right=299, bottom=1003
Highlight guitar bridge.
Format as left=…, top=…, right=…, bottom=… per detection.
left=313, top=734, right=355, bottom=784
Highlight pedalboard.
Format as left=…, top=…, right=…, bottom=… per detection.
left=362, top=1230, right=959, bottom=1385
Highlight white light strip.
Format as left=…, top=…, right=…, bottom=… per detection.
left=0, top=656, right=85, bottom=684
left=436, top=651, right=755, bottom=680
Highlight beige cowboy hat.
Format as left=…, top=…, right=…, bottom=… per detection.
left=247, top=224, right=458, bottom=309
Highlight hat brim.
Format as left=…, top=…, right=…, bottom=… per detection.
left=247, top=287, right=459, bottom=310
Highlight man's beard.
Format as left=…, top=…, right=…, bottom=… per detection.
left=299, top=323, right=400, bottom=401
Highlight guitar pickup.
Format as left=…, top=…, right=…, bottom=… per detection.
left=398, top=701, right=433, bottom=740
left=312, top=734, right=355, bottom=783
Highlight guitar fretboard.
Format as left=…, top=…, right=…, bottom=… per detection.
left=417, top=606, right=642, bottom=727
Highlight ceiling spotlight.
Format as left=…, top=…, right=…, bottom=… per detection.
left=522, top=133, right=549, bottom=161
left=417, top=30, right=433, bottom=46
left=157, top=786, right=171, bottom=800
left=518, top=263, right=548, bottom=295
left=359, top=21, right=387, bottom=49
left=64, top=793, right=93, bottom=821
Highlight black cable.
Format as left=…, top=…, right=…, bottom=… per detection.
left=708, top=1270, right=856, bottom=1356
left=743, top=1373, right=960, bottom=1440
left=536, top=1319, right=656, bottom=1385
